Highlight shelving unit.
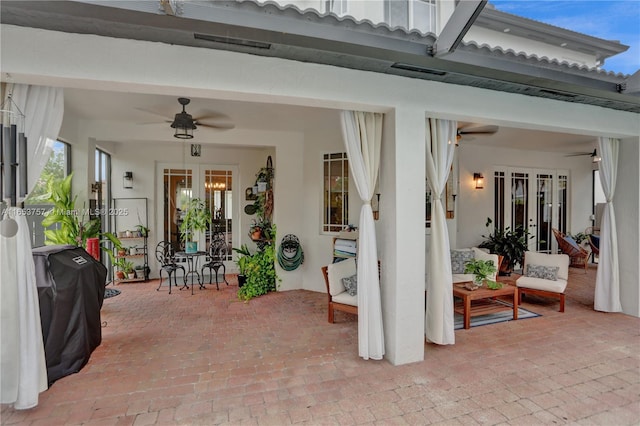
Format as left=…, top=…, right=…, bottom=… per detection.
left=112, top=198, right=149, bottom=283
left=333, top=231, right=358, bottom=263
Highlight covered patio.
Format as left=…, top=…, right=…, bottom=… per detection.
left=2, top=266, right=638, bottom=425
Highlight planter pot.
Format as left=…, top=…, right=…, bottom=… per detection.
left=251, top=230, right=262, bottom=241
left=116, top=271, right=125, bottom=280
left=185, top=241, right=198, bottom=253
left=238, top=274, right=246, bottom=288
left=257, top=182, right=267, bottom=193
left=127, top=272, right=136, bottom=280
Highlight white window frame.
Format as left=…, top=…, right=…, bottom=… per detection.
left=322, top=152, right=349, bottom=234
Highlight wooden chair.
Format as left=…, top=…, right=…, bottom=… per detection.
left=552, top=228, right=589, bottom=272
left=321, top=259, right=380, bottom=323
left=517, top=251, right=570, bottom=312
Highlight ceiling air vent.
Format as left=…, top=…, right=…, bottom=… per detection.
left=390, top=63, right=447, bottom=76
left=538, top=89, right=577, bottom=99
left=194, top=33, right=271, bottom=50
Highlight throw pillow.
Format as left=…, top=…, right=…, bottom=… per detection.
left=564, top=236, right=580, bottom=250
left=526, top=264, right=559, bottom=281
left=450, top=249, right=475, bottom=274
left=341, top=274, right=358, bottom=296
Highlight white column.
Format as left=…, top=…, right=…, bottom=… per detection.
left=615, top=136, right=640, bottom=317
left=378, top=106, right=426, bottom=365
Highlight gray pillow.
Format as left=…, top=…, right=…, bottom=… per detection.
left=341, top=274, right=358, bottom=296
left=450, top=249, right=475, bottom=274
left=526, top=264, right=559, bottom=281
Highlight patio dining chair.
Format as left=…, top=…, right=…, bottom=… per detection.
left=552, top=228, right=589, bottom=272
left=155, top=241, right=186, bottom=294
left=200, top=237, right=229, bottom=290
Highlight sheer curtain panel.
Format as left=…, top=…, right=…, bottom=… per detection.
left=595, top=137, right=622, bottom=312
left=424, top=118, right=456, bottom=345
left=340, top=110, right=384, bottom=360
left=8, top=84, right=64, bottom=193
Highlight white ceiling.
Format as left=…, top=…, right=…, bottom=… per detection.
left=63, top=87, right=598, bottom=154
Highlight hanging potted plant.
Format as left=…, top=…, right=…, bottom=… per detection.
left=179, top=198, right=212, bottom=253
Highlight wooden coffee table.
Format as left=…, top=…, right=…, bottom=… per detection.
left=453, top=281, right=519, bottom=329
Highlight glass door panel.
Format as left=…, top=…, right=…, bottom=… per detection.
left=163, top=168, right=193, bottom=251
left=535, top=173, right=553, bottom=253
left=204, top=169, right=233, bottom=261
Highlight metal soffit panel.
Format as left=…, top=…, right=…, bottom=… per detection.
left=1, top=0, right=638, bottom=113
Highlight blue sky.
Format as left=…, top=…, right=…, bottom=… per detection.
left=490, top=1, right=640, bottom=75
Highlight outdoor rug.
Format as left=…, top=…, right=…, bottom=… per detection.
left=104, top=288, right=121, bottom=299
left=454, top=300, right=540, bottom=330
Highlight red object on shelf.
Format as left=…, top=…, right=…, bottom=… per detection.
left=86, top=237, right=100, bottom=261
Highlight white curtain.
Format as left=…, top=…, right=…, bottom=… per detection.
left=7, top=84, right=65, bottom=194
left=424, top=118, right=457, bottom=345
left=0, top=208, right=48, bottom=409
left=594, top=137, right=622, bottom=312
left=340, top=110, right=384, bottom=360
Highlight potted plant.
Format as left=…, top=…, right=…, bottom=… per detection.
left=112, top=257, right=128, bottom=280
left=39, top=173, right=101, bottom=247
left=463, top=259, right=499, bottom=290
left=179, top=198, right=212, bottom=253
left=232, top=244, right=252, bottom=288
left=478, top=218, right=532, bottom=275
left=122, top=259, right=136, bottom=280
left=136, top=224, right=150, bottom=238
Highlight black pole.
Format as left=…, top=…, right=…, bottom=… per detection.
left=0, top=124, right=4, bottom=202
left=18, top=133, right=27, bottom=198
left=9, top=124, right=17, bottom=207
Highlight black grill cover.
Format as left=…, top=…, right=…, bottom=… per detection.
left=32, top=245, right=107, bottom=385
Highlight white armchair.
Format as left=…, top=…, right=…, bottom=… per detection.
left=517, top=251, right=570, bottom=312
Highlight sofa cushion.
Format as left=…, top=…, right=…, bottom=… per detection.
left=332, top=291, right=358, bottom=307
left=341, top=274, right=358, bottom=296
left=517, top=276, right=568, bottom=293
left=327, top=258, right=356, bottom=296
left=453, top=273, right=475, bottom=284
left=450, top=249, right=475, bottom=274
left=526, top=264, right=559, bottom=281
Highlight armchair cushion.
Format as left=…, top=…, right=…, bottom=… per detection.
left=341, top=274, right=358, bottom=296
left=526, top=264, right=559, bottom=281
left=563, top=235, right=581, bottom=251
left=332, top=291, right=358, bottom=307
left=326, top=258, right=356, bottom=296
left=516, top=276, right=568, bottom=293
left=522, top=251, right=570, bottom=281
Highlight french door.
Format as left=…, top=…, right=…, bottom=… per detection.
left=157, top=163, right=236, bottom=262
left=494, top=168, right=568, bottom=253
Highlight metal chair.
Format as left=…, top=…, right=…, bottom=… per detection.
left=200, top=237, right=229, bottom=290
left=155, top=241, right=186, bottom=294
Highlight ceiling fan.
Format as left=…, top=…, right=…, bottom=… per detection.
left=565, top=148, right=600, bottom=162
left=456, top=125, right=499, bottom=143
left=137, top=97, right=235, bottom=138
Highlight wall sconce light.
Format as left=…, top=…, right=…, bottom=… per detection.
left=473, top=173, right=484, bottom=189
left=372, top=193, right=381, bottom=220
left=123, top=171, right=133, bottom=189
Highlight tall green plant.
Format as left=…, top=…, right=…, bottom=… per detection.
left=40, top=173, right=100, bottom=246
left=237, top=244, right=279, bottom=301
left=478, top=218, right=531, bottom=273
left=179, top=198, right=212, bottom=243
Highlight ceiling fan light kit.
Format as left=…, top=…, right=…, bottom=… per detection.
left=171, top=97, right=195, bottom=139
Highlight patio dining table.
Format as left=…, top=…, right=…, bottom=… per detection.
left=175, top=250, right=207, bottom=295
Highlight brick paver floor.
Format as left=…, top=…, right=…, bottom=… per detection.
left=2, top=264, right=638, bottom=425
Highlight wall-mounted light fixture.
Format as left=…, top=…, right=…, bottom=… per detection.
left=123, top=171, right=133, bottom=189
left=473, top=173, right=484, bottom=189
left=372, top=193, right=381, bottom=220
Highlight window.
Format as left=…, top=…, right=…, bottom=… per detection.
left=325, top=0, right=348, bottom=14
left=410, top=0, right=436, bottom=33
left=323, top=152, right=349, bottom=233
left=23, top=140, right=71, bottom=247
left=93, top=149, right=111, bottom=235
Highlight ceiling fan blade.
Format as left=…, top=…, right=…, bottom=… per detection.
left=565, top=152, right=592, bottom=157
left=136, top=120, right=173, bottom=125
left=197, top=122, right=235, bottom=130
left=458, top=125, right=499, bottom=135
left=134, top=107, right=170, bottom=119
